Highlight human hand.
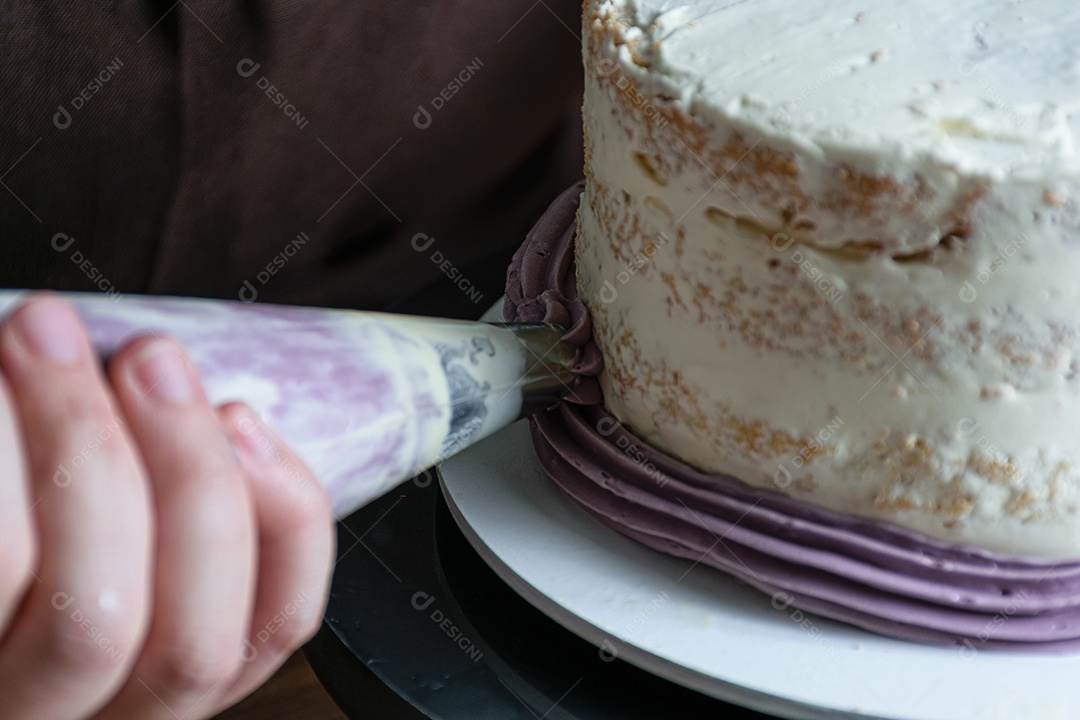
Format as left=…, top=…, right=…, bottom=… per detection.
left=0, top=293, right=334, bottom=720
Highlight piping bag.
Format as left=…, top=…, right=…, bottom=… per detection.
left=0, top=291, right=575, bottom=519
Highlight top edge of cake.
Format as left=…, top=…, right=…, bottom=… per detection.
left=592, top=0, right=1080, bottom=180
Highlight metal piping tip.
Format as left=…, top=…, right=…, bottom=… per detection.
left=498, top=323, right=579, bottom=417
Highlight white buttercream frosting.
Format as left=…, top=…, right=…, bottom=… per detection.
left=579, top=0, right=1080, bottom=558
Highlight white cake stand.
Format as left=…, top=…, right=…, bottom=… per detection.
left=440, top=413, right=1080, bottom=720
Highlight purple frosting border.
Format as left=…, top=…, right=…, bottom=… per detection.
left=505, top=183, right=1080, bottom=652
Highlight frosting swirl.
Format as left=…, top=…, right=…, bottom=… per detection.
left=505, top=184, right=1080, bottom=651
left=505, top=181, right=602, bottom=405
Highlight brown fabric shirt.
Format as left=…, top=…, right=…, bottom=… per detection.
left=0, top=1, right=583, bottom=309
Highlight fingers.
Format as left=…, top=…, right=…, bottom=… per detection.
left=0, top=294, right=153, bottom=719
left=93, top=337, right=257, bottom=720
left=0, top=297, right=331, bottom=720
left=215, top=403, right=334, bottom=708
left=0, top=371, right=35, bottom=640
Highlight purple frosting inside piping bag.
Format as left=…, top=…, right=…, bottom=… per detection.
left=505, top=183, right=1080, bottom=652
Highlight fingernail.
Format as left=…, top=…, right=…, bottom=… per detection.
left=10, top=296, right=85, bottom=364
left=131, top=339, right=195, bottom=404
left=232, top=407, right=277, bottom=463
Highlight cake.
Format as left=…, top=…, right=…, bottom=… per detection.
left=578, top=0, right=1080, bottom=559
left=506, top=0, right=1080, bottom=650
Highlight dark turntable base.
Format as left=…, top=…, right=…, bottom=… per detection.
left=306, top=473, right=779, bottom=719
